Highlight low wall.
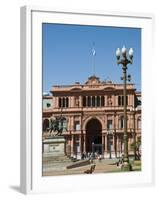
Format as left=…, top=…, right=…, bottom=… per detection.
left=66, top=159, right=91, bottom=169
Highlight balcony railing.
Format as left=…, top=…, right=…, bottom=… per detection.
left=46, top=105, right=135, bottom=112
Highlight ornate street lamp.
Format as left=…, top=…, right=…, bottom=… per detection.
left=116, top=46, right=133, bottom=171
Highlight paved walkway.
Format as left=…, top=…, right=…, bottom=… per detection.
left=42, top=158, right=120, bottom=176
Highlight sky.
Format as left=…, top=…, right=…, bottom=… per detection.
left=42, top=23, right=141, bottom=93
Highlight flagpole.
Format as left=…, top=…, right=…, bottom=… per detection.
left=92, top=43, right=96, bottom=76
left=93, top=52, right=95, bottom=75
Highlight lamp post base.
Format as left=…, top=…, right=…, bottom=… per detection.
left=121, top=162, right=132, bottom=171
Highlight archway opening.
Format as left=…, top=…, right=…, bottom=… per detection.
left=86, top=118, right=102, bottom=154
left=43, top=118, right=49, bottom=131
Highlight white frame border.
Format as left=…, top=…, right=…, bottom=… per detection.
left=20, top=6, right=154, bottom=194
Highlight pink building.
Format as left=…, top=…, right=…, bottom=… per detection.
left=43, top=75, right=141, bottom=158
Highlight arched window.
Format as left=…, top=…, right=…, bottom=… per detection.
left=87, top=96, right=91, bottom=107
left=62, top=97, right=65, bottom=108
left=83, top=96, right=86, bottom=107
left=107, top=119, right=113, bottom=130
left=59, top=98, right=62, bottom=108
left=101, top=96, right=105, bottom=107
left=66, top=97, right=69, bottom=107
left=58, top=97, right=69, bottom=108
left=74, top=120, right=80, bottom=131
left=97, top=96, right=100, bottom=107
left=92, top=96, right=95, bottom=107
left=118, top=96, right=128, bottom=106
left=59, top=117, right=67, bottom=132
left=119, top=116, right=124, bottom=129
left=122, top=96, right=124, bottom=105
left=137, top=117, right=141, bottom=129
left=43, top=118, right=50, bottom=131
left=118, top=96, right=121, bottom=106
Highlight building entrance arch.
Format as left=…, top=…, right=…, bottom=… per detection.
left=86, top=118, right=102, bottom=154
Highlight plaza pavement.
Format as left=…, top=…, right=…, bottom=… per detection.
left=42, top=158, right=124, bottom=176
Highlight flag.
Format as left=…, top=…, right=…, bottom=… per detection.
left=92, top=48, right=96, bottom=56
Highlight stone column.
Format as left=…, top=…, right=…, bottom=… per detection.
left=116, top=115, right=119, bottom=130
left=128, top=95, right=131, bottom=107
left=114, top=95, right=116, bottom=107
left=69, top=96, right=71, bottom=108
left=68, top=116, right=71, bottom=131
left=86, top=96, right=88, bottom=107
left=83, top=133, right=86, bottom=152
left=79, top=134, right=82, bottom=155
left=102, top=134, right=105, bottom=156
left=104, top=95, right=107, bottom=107
left=113, top=133, right=117, bottom=158
left=113, top=95, right=115, bottom=107
left=104, top=134, right=107, bottom=158
left=105, top=114, right=108, bottom=131
left=116, top=134, right=119, bottom=157
left=72, top=96, right=74, bottom=108
left=90, top=96, right=92, bottom=107
left=130, top=94, right=134, bottom=107
left=55, top=97, right=58, bottom=108
left=95, top=96, right=97, bottom=107
left=52, top=97, right=55, bottom=109
left=71, top=133, right=74, bottom=156
left=113, top=114, right=117, bottom=157
left=102, top=132, right=104, bottom=152
left=128, top=112, right=131, bottom=130
left=99, top=96, right=101, bottom=107
left=79, top=96, right=82, bottom=107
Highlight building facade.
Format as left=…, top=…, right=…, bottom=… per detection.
left=43, top=75, right=141, bottom=158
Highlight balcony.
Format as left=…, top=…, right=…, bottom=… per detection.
left=46, top=105, right=134, bottom=113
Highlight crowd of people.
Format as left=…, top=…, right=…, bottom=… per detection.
left=81, top=151, right=103, bottom=161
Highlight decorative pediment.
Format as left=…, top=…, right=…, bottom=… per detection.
left=85, top=75, right=101, bottom=85
left=103, top=86, right=115, bottom=91
left=70, top=87, right=82, bottom=91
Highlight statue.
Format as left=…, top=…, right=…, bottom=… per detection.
left=49, top=116, right=66, bottom=136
